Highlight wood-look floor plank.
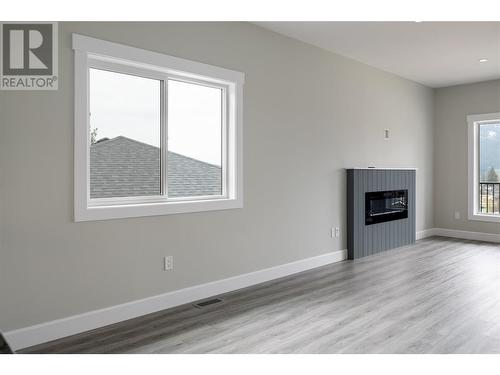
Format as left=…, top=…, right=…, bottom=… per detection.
left=21, top=237, right=500, bottom=354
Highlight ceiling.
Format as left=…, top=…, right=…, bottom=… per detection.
left=254, top=22, right=500, bottom=88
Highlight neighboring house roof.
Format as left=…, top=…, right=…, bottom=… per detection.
left=90, top=136, right=221, bottom=199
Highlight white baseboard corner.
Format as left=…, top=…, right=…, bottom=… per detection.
left=5, top=248, right=347, bottom=351
left=433, top=228, right=500, bottom=243
left=416, top=228, right=437, bottom=240
left=417, top=227, right=500, bottom=243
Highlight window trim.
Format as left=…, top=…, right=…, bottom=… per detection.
left=467, top=112, right=500, bottom=222
left=73, top=34, right=244, bottom=221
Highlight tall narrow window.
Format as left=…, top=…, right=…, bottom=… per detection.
left=467, top=113, right=500, bottom=222
left=478, top=122, right=500, bottom=214
left=73, top=34, right=244, bottom=221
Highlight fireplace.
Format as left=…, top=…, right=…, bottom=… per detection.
left=365, top=189, right=408, bottom=225
left=347, top=169, right=415, bottom=259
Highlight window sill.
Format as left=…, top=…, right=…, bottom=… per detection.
left=75, top=197, right=243, bottom=222
left=468, top=213, right=500, bottom=223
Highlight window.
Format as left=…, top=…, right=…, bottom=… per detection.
left=467, top=112, right=500, bottom=222
left=89, top=68, right=161, bottom=199
left=73, top=34, right=244, bottom=221
left=167, top=79, right=223, bottom=198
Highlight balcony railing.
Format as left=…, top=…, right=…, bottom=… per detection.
left=479, top=182, right=500, bottom=214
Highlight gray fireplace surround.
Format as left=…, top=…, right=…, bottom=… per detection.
left=346, top=168, right=416, bottom=260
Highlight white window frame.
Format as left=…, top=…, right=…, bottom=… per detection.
left=467, top=112, right=500, bottom=222
left=73, top=34, right=244, bottom=221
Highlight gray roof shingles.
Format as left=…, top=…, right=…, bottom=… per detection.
left=90, top=136, right=221, bottom=199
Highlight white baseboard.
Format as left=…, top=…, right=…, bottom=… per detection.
left=5, top=249, right=347, bottom=351
left=416, top=227, right=500, bottom=243
left=416, top=228, right=437, bottom=240
left=433, top=228, right=500, bottom=243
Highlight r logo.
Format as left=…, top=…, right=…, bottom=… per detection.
left=2, top=23, right=53, bottom=75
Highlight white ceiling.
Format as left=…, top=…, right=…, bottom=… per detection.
left=254, top=22, right=500, bottom=88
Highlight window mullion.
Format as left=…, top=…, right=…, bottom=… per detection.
left=161, top=78, right=169, bottom=200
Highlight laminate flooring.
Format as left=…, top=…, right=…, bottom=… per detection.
left=23, top=237, right=500, bottom=354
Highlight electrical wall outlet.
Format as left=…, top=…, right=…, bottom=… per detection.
left=454, top=211, right=461, bottom=220
left=331, top=227, right=340, bottom=238
left=164, top=256, right=173, bottom=271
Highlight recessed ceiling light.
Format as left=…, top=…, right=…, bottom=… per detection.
left=479, top=58, right=489, bottom=63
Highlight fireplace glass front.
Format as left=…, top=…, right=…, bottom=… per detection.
left=365, top=189, right=408, bottom=225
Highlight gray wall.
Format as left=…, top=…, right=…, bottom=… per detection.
left=434, top=79, right=500, bottom=232
left=0, top=22, right=434, bottom=331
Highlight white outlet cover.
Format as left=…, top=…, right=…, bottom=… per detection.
left=164, top=256, right=173, bottom=270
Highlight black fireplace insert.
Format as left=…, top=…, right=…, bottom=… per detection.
left=365, top=189, right=408, bottom=225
